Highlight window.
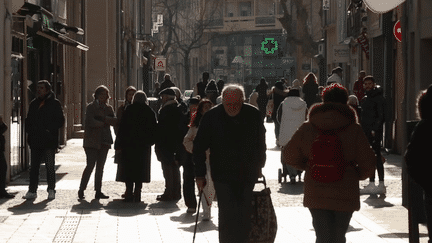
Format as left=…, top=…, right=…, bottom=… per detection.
left=239, top=2, right=252, bottom=16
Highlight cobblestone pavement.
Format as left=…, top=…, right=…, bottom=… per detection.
left=0, top=122, right=429, bottom=242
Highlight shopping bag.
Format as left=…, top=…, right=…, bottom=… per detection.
left=249, top=176, right=277, bottom=243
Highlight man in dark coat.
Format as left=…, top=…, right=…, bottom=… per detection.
left=360, top=76, right=387, bottom=195
left=155, top=88, right=184, bottom=201
left=159, top=74, right=176, bottom=91
left=194, top=84, right=266, bottom=243
left=193, top=71, right=210, bottom=98
left=115, top=91, right=157, bottom=202
left=23, top=80, right=65, bottom=200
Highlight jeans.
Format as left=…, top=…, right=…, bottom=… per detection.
left=29, top=149, right=56, bottom=193
left=364, top=128, right=384, bottom=182
left=309, top=208, right=353, bottom=243
left=182, top=152, right=197, bottom=209
left=214, top=181, right=255, bottom=243
left=0, top=151, right=7, bottom=192
left=79, top=146, right=109, bottom=192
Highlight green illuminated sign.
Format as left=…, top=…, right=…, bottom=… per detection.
left=261, top=38, right=278, bottom=54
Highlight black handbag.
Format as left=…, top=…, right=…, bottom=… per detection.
left=249, top=175, right=277, bottom=243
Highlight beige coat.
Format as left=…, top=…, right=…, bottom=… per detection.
left=83, top=100, right=116, bottom=149
left=282, top=102, right=376, bottom=212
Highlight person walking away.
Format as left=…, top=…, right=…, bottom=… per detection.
left=159, top=73, right=176, bottom=91
left=283, top=83, right=376, bottom=243
left=115, top=91, right=157, bottom=202
left=348, top=95, right=361, bottom=123
left=302, top=72, right=320, bottom=109
left=326, top=66, right=343, bottom=85
left=271, top=80, right=287, bottom=146
left=291, top=79, right=303, bottom=98
left=248, top=89, right=259, bottom=108
left=277, top=89, right=307, bottom=184
left=194, top=84, right=266, bottom=243
left=23, top=80, right=65, bottom=200
left=216, top=80, right=225, bottom=104
left=193, top=71, right=210, bottom=98
left=183, top=99, right=215, bottom=220
left=181, top=97, right=201, bottom=213
left=353, top=71, right=366, bottom=102
left=205, top=79, right=219, bottom=105
left=155, top=88, right=183, bottom=201
left=405, top=84, right=432, bottom=243
left=78, top=85, right=116, bottom=200
left=255, top=78, right=269, bottom=121
left=0, top=116, right=14, bottom=198
left=359, top=76, right=387, bottom=194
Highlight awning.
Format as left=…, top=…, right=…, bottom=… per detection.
left=36, top=28, right=89, bottom=51
left=14, top=2, right=89, bottom=51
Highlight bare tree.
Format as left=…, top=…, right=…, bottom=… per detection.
left=153, top=0, right=222, bottom=89
left=278, top=0, right=320, bottom=58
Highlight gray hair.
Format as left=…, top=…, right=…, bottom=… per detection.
left=222, top=84, right=246, bottom=103
left=132, top=90, right=148, bottom=105
left=348, top=95, right=359, bottom=106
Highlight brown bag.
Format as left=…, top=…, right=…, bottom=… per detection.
left=249, top=176, right=277, bottom=243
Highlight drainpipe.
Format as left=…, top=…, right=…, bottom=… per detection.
left=3, top=0, right=12, bottom=182
left=81, top=0, right=87, bottom=128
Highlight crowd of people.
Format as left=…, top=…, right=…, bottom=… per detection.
left=0, top=68, right=431, bottom=243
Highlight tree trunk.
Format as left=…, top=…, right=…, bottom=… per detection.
left=183, top=52, right=191, bottom=89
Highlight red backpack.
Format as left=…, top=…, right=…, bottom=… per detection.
left=308, top=126, right=349, bottom=183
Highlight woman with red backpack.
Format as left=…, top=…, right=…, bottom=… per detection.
left=282, top=83, right=376, bottom=243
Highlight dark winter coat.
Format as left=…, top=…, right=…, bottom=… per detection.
left=115, top=103, right=157, bottom=183
left=283, top=102, right=376, bottom=212
left=155, top=100, right=185, bottom=163
left=255, top=83, right=269, bottom=118
left=193, top=103, right=266, bottom=183
left=271, top=84, right=287, bottom=121
left=83, top=100, right=116, bottom=149
left=159, top=79, right=175, bottom=92
left=25, top=92, right=65, bottom=149
left=0, top=122, right=7, bottom=152
left=360, top=87, right=386, bottom=131
left=302, top=81, right=319, bottom=108
left=405, top=119, right=432, bottom=196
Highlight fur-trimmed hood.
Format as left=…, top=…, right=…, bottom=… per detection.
left=308, top=102, right=358, bottom=131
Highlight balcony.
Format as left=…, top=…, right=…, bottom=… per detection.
left=206, top=15, right=281, bottom=32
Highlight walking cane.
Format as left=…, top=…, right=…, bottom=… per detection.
left=193, top=191, right=203, bottom=243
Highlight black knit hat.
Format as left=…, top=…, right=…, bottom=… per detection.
left=158, top=88, right=176, bottom=97
left=189, top=97, right=200, bottom=105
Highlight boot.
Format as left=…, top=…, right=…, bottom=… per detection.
left=134, top=184, right=142, bottom=203
left=376, top=181, right=386, bottom=194
left=123, top=183, right=134, bottom=202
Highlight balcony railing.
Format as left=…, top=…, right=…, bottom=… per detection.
left=255, top=16, right=276, bottom=26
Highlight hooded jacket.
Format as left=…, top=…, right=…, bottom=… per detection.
left=283, top=102, right=376, bottom=212
left=277, top=96, right=307, bottom=147
left=26, top=92, right=65, bottom=149
left=361, top=86, right=386, bottom=131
